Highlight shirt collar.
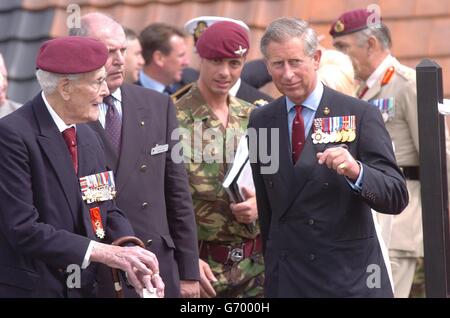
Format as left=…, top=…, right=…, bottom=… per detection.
left=139, top=70, right=165, bottom=93
left=366, top=54, right=395, bottom=88
left=228, top=78, right=241, bottom=97
left=286, top=80, right=324, bottom=113
left=109, top=87, right=122, bottom=103
left=41, top=91, right=75, bottom=133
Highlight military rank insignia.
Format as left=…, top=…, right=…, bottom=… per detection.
left=79, top=171, right=116, bottom=204
left=89, top=207, right=105, bottom=239
left=369, top=97, right=395, bottom=123
left=312, top=115, right=356, bottom=144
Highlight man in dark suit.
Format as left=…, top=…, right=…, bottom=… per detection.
left=248, top=17, right=408, bottom=297
left=70, top=13, right=200, bottom=298
left=0, top=36, right=163, bottom=297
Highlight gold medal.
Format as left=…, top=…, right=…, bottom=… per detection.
left=312, top=130, right=323, bottom=144
left=334, top=130, right=342, bottom=142
left=341, top=129, right=349, bottom=142
left=347, top=129, right=356, bottom=142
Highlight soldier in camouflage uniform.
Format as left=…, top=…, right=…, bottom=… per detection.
left=175, top=21, right=264, bottom=298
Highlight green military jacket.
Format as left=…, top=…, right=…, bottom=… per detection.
left=175, top=83, right=258, bottom=243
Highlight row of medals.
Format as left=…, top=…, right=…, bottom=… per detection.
left=312, top=128, right=356, bottom=144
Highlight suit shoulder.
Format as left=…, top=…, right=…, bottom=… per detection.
left=393, top=63, right=416, bottom=83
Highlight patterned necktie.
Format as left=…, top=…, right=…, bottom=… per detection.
left=104, top=95, right=122, bottom=153
left=62, top=127, right=78, bottom=173
left=292, top=105, right=305, bottom=163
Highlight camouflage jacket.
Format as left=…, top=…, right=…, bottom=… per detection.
left=175, top=83, right=259, bottom=243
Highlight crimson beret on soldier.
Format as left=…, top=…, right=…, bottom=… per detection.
left=330, top=9, right=382, bottom=38
left=196, top=21, right=249, bottom=59
left=36, top=36, right=108, bottom=74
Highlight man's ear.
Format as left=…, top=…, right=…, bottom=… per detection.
left=58, top=77, right=72, bottom=101
left=153, top=50, right=165, bottom=68
left=313, top=48, right=322, bottom=70
left=367, top=36, right=378, bottom=52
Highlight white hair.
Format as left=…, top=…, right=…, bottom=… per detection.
left=35, top=70, right=81, bottom=95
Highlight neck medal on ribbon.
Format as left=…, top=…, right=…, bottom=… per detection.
left=312, top=115, right=356, bottom=144
left=79, top=171, right=116, bottom=204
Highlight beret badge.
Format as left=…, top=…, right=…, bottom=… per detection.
left=334, top=20, right=345, bottom=33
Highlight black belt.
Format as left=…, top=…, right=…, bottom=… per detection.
left=401, top=166, right=419, bottom=180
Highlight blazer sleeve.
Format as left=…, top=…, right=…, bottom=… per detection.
left=163, top=97, right=200, bottom=280
left=0, top=124, right=90, bottom=268
left=357, top=103, right=409, bottom=214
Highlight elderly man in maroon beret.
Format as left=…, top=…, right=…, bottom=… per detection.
left=330, top=8, right=429, bottom=298
left=175, top=21, right=264, bottom=298
left=0, top=36, right=164, bottom=297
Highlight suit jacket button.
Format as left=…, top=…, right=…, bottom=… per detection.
left=308, top=219, right=315, bottom=225
left=140, top=164, right=147, bottom=172
left=141, top=202, right=149, bottom=209
left=309, top=253, right=316, bottom=261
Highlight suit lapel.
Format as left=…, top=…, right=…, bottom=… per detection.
left=278, top=87, right=334, bottom=218
left=76, top=125, right=100, bottom=240
left=87, top=120, right=118, bottom=171
left=34, top=96, right=80, bottom=224
left=114, top=85, right=147, bottom=193
left=263, top=99, right=297, bottom=218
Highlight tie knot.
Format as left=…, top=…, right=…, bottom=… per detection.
left=163, top=85, right=174, bottom=95
left=62, top=127, right=76, bottom=148
left=103, top=95, right=115, bottom=108
left=295, top=105, right=303, bottom=114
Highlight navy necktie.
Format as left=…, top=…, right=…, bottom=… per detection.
left=62, top=127, right=78, bottom=173
left=163, top=85, right=174, bottom=95
left=104, top=95, right=122, bottom=153
left=292, top=105, right=305, bottom=163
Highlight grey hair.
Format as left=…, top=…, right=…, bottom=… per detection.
left=36, top=70, right=81, bottom=95
left=355, top=23, right=392, bottom=49
left=260, top=17, right=318, bottom=58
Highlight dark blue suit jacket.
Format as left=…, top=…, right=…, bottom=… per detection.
left=248, top=86, right=408, bottom=297
left=89, top=84, right=199, bottom=298
left=0, top=93, right=134, bottom=297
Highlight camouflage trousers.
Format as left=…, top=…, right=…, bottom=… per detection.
left=206, top=252, right=265, bottom=298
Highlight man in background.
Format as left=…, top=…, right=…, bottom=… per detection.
left=137, top=23, right=190, bottom=95
left=330, top=8, right=425, bottom=297
left=0, top=53, right=21, bottom=118
left=123, top=27, right=145, bottom=84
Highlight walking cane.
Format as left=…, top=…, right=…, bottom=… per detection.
left=111, top=236, right=146, bottom=298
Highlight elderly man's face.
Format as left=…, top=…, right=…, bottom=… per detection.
left=333, top=33, right=371, bottom=81
left=98, top=28, right=127, bottom=92
left=198, top=57, right=244, bottom=96
left=265, top=37, right=320, bottom=105
left=65, top=67, right=109, bottom=124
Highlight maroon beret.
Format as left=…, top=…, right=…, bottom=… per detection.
left=196, top=21, right=249, bottom=59
left=330, top=9, right=382, bottom=38
left=36, top=36, right=108, bottom=74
